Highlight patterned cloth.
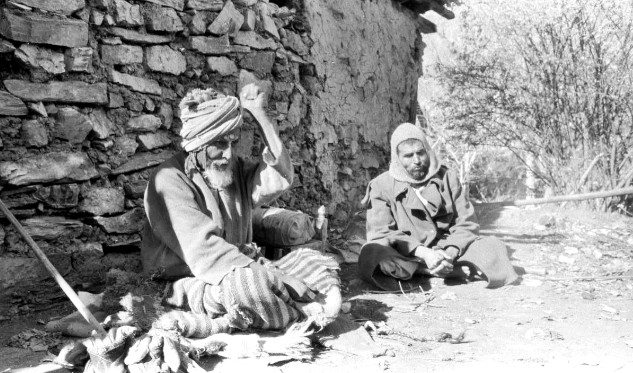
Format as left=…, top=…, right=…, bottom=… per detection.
left=156, top=249, right=340, bottom=338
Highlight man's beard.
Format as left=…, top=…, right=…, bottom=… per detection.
left=203, top=159, right=235, bottom=190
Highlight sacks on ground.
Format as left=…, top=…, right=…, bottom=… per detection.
left=253, top=207, right=316, bottom=247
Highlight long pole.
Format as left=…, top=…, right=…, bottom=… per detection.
left=0, top=198, right=106, bottom=335
left=474, top=186, right=633, bottom=207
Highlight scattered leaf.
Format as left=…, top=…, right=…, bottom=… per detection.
left=581, top=292, right=596, bottom=300
left=558, top=254, right=575, bottom=265
left=601, top=305, right=618, bottom=314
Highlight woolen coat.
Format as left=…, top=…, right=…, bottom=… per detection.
left=364, top=166, right=479, bottom=256
left=141, top=148, right=293, bottom=285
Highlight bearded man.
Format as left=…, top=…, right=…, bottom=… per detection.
left=358, top=122, right=519, bottom=290
left=141, top=84, right=341, bottom=338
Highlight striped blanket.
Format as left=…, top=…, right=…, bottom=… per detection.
left=156, top=248, right=340, bottom=338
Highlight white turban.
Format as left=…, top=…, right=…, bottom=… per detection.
left=179, top=95, right=243, bottom=152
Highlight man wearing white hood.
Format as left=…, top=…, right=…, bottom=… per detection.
left=359, top=122, right=519, bottom=290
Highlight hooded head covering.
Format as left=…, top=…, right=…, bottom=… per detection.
left=388, top=122, right=441, bottom=184
left=179, top=88, right=243, bottom=152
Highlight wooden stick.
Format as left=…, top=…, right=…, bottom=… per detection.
left=475, top=186, right=633, bottom=207
left=0, top=198, right=106, bottom=335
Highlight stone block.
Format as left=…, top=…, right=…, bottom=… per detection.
left=100, top=44, right=143, bottom=65
left=207, top=56, right=237, bottom=76
left=108, top=27, right=174, bottom=44
left=109, top=70, right=162, bottom=95
left=91, top=9, right=105, bottom=26
left=234, top=0, right=257, bottom=6
left=240, top=8, right=256, bottom=31
left=188, top=35, right=230, bottom=55
left=186, top=0, right=223, bottom=11
left=112, top=0, right=144, bottom=26
left=79, top=187, right=125, bottom=215
left=44, top=104, right=58, bottom=115
left=94, top=207, right=146, bottom=234
left=137, top=131, right=172, bottom=150
left=127, top=114, right=161, bottom=132
left=34, top=184, right=80, bottom=208
left=15, top=44, right=66, bottom=74
left=11, top=0, right=86, bottom=15
left=89, top=0, right=110, bottom=9
left=22, top=216, right=84, bottom=240
left=102, top=36, right=123, bottom=45
left=0, top=91, right=27, bottom=116
left=0, top=152, right=98, bottom=186
left=0, top=37, right=15, bottom=53
left=89, top=108, right=116, bottom=139
left=282, top=30, right=309, bottom=55
left=234, top=31, right=277, bottom=50
left=20, top=119, right=48, bottom=147
left=0, top=256, right=71, bottom=290
left=255, top=2, right=279, bottom=39
left=144, top=97, right=155, bottom=112
left=109, top=92, right=124, bottom=108
left=27, top=102, right=48, bottom=117
left=54, top=107, right=93, bottom=144
left=208, top=0, right=243, bottom=36
left=124, top=180, right=148, bottom=198
left=111, top=150, right=176, bottom=175
left=145, top=45, right=186, bottom=75
left=4, top=79, right=108, bottom=104
left=104, top=14, right=116, bottom=26
left=158, top=102, right=173, bottom=129
left=238, top=51, right=275, bottom=75
left=94, top=138, right=114, bottom=151
left=115, top=135, right=139, bottom=158
left=143, top=4, right=184, bottom=32
left=144, top=0, right=184, bottom=11
left=65, top=47, right=93, bottom=72
left=0, top=8, right=89, bottom=47
left=190, top=11, right=208, bottom=35
left=287, top=91, right=303, bottom=127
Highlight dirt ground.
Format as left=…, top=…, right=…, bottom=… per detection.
left=2, top=205, right=633, bottom=372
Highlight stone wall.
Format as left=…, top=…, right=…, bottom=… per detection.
left=0, top=0, right=423, bottom=309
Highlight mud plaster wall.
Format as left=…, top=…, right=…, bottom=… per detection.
left=0, top=0, right=423, bottom=309
left=301, top=0, right=423, bottom=219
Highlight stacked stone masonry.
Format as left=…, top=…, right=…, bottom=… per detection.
left=0, top=0, right=424, bottom=306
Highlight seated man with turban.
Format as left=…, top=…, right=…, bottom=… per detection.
left=358, top=122, right=519, bottom=290
left=141, top=83, right=341, bottom=338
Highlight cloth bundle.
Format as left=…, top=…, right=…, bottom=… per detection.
left=252, top=207, right=316, bottom=247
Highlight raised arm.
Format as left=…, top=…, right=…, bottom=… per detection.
left=239, top=83, right=294, bottom=206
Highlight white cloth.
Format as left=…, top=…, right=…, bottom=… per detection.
left=180, top=96, right=242, bottom=152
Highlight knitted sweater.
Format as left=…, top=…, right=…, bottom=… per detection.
left=141, top=148, right=293, bottom=285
